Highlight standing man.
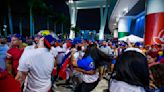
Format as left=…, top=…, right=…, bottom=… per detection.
left=99, top=41, right=112, bottom=79
left=0, top=37, right=9, bottom=70
left=15, top=35, right=55, bottom=92
left=99, top=41, right=112, bottom=55
left=6, top=34, right=24, bottom=76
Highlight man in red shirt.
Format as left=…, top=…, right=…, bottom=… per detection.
left=6, top=34, right=24, bottom=76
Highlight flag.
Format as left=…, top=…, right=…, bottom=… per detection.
left=58, top=52, right=71, bottom=80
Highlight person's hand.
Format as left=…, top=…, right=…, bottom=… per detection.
left=149, top=81, right=157, bottom=89
left=114, top=55, right=117, bottom=59
left=71, top=49, right=76, bottom=55
left=85, top=70, right=96, bottom=75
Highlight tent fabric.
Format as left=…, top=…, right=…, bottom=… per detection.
left=118, top=34, right=144, bottom=43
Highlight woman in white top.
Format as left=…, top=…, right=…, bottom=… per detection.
left=72, top=43, right=113, bottom=92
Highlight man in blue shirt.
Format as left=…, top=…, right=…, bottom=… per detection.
left=0, top=38, right=9, bottom=70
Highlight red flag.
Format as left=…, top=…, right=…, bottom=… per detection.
left=0, top=71, right=21, bottom=92
left=58, top=57, right=71, bottom=80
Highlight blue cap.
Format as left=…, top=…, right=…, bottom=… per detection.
left=12, top=34, right=26, bottom=42
left=135, top=42, right=141, bottom=47
left=120, top=43, right=125, bottom=46
left=44, top=35, right=55, bottom=45
left=72, top=37, right=82, bottom=45
left=57, top=39, right=62, bottom=43
left=112, top=43, right=116, bottom=46
left=13, top=34, right=22, bottom=40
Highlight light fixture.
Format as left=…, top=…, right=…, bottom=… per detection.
left=124, top=8, right=128, bottom=14
left=113, top=23, right=117, bottom=26
left=137, top=18, right=140, bottom=22
left=122, top=8, right=128, bottom=15
left=3, top=25, right=7, bottom=28
left=68, top=0, right=73, bottom=3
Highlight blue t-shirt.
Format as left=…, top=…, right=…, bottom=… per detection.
left=112, top=59, right=116, bottom=64
left=77, top=56, right=95, bottom=71
left=0, top=44, right=9, bottom=70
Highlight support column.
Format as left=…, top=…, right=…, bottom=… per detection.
left=69, top=1, right=78, bottom=39
left=118, top=17, right=132, bottom=38
left=145, top=0, right=164, bottom=45
left=30, top=7, right=33, bottom=36
left=113, top=29, right=118, bottom=38
left=8, top=5, right=13, bottom=34
left=99, top=0, right=109, bottom=40
left=19, top=17, right=22, bottom=35
left=32, top=18, right=35, bottom=36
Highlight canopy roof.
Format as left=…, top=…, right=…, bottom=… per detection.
left=67, top=0, right=109, bottom=10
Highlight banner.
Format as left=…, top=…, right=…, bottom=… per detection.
left=118, top=32, right=129, bottom=39
left=145, top=12, right=164, bottom=45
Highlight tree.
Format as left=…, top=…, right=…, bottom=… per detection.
left=7, top=0, right=13, bottom=34
left=50, top=13, right=70, bottom=34
left=27, top=0, right=49, bottom=36
left=19, top=16, right=23, bottom=35
left=71, top=26, right=80, bottom=37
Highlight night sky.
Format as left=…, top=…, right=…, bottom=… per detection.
left=0, top=0, right=110, bottom=36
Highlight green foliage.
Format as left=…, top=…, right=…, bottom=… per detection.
left=71, top=26, right=80, bottom=37
left=27, top=0, right=53, bottom=16
left=71, top=27, right=80, bottom=32
left=94, top=35, right=99, bottom=40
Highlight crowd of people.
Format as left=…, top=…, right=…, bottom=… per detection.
left=0, top=31, right=164, bottom=92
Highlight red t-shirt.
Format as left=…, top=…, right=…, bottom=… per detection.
left=0, top=70, right=21, bottom=92
left=6, top=47, right=24, bottom=75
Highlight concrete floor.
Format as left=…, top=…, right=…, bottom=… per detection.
left=55, top=79, right=108, bottom=92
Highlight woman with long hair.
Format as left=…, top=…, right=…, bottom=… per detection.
left=71, top=43, right=112, bottom=92
left=109, top=48, right=150, bottom=92
left=150, top=64, right=164, bottom=92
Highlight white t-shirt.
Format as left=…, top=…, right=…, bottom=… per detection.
left=100, top=46, right=112, bottom=55
left=75, top=53, right=99, bottom=83
left=55, top=46, right=65, bottom=65
left=73, top=51, right=84, bottom=78
left=110, top=79, right=145, bottom=92
left=19, top=45, right=36, bottom=64
left=50, top=47, right=58, bottom=58
left=82, top=72, right=99, bottom=83
left=73, top=51, right=84, bottom=61
left=18, top=48, right=55, bottom=92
